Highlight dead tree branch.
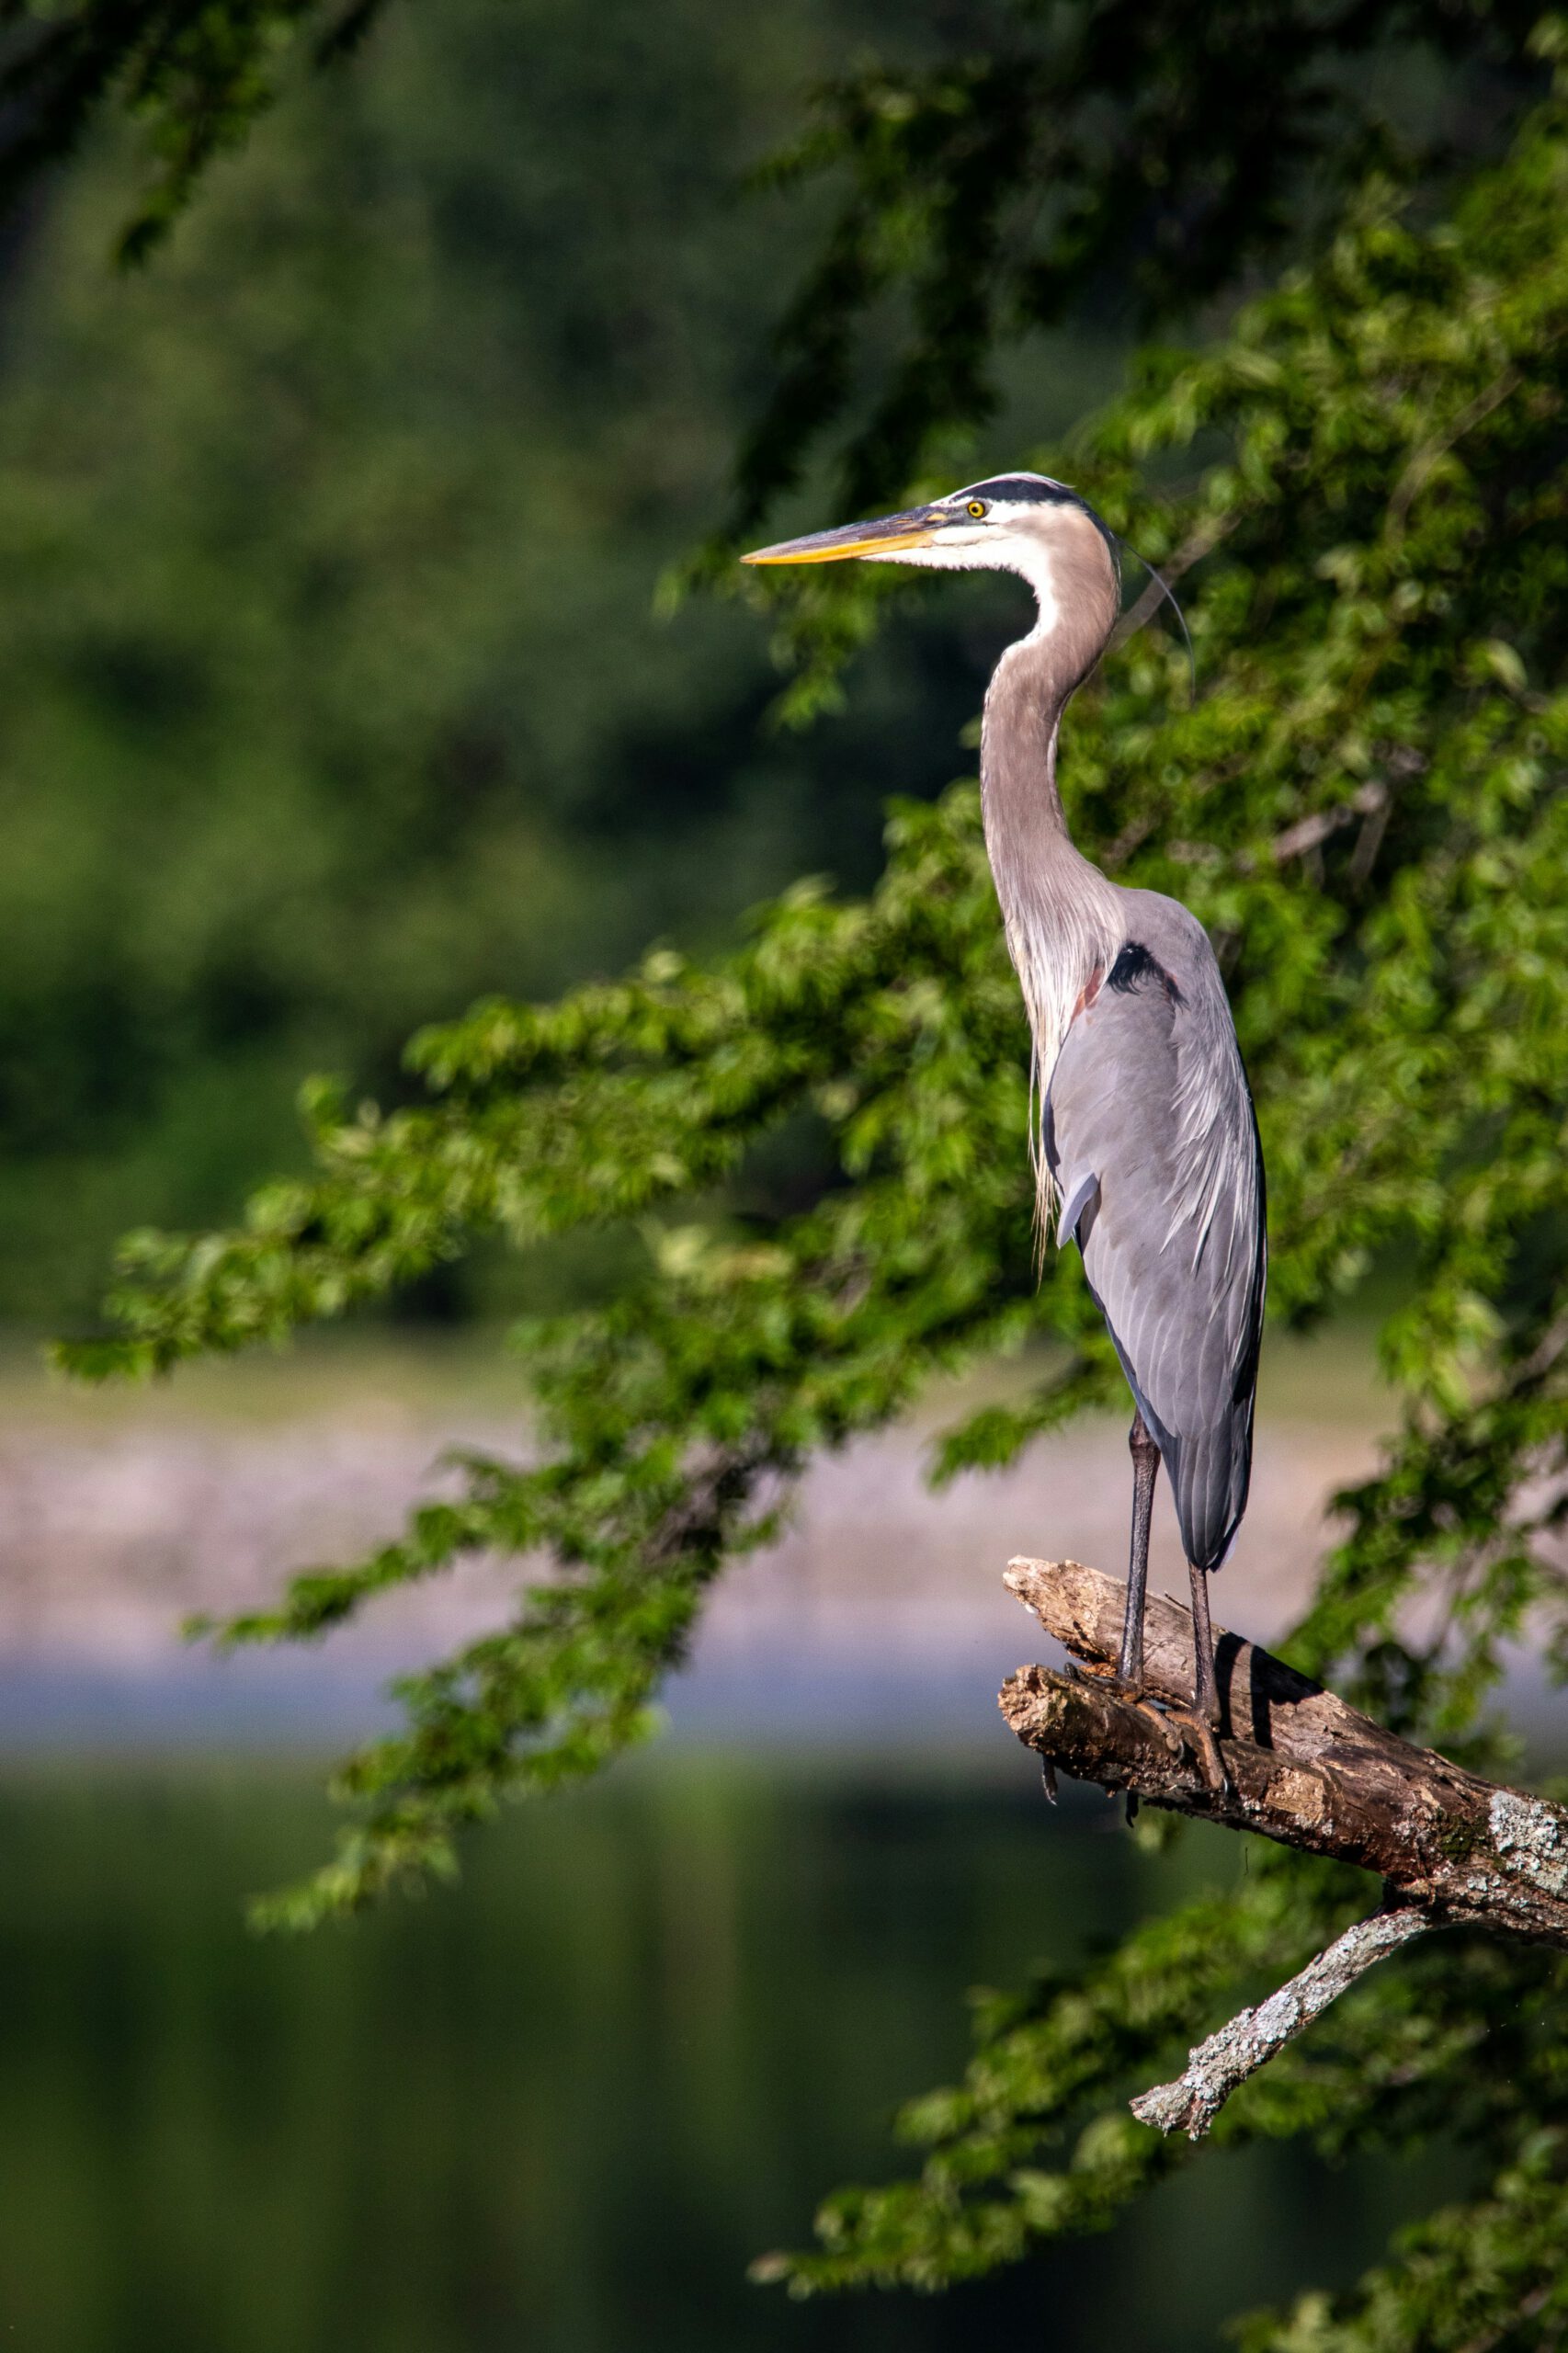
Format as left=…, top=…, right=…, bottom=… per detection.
left=1267, top=778, right=1387, bottom=865
left=1129, top=1905, right=1429, bottom=2137
left=1000, top=1558, right=1568, bottom=2135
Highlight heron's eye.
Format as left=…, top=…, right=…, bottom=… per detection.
left=967, top=500, right=988, bottom=518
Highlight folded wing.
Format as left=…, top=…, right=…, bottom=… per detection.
left=1044, top=911, right=1266, bottom=1573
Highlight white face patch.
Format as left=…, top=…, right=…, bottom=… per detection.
left=867, top=499, right=1067, bottom=636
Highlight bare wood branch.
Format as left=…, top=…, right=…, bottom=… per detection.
left=1129, top=1904, right=1429, bottom=2139
left=1346, top=788, right=1392, bottom=889
left=1000, top=1557, right=1568, bottom=1947
left=1239, top=746, right=1423, bottom=876
left=1386, top=362, right=1527, bottom=536
left=1000, top=1556, right=1568, bottom=2137
left=1267, top=779, right=1387, bottom=865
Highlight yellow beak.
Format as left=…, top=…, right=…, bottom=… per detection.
left=741, top=508, right=939, bottom=565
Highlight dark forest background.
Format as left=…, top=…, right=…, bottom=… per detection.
left=0, top=0, right=1135, bottom=1321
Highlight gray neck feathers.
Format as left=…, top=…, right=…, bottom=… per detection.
left=980, top=577, right=1125, bottom=1212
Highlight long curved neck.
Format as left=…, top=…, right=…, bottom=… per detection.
left=981, top=622, right=1124, bottom=1102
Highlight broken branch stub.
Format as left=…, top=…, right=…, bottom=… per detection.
left=1000, top=1558, right=1568, bottom=1947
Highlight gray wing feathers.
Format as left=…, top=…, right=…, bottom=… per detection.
left=1056, top=1169, right=1100, bottom=1250
left=1044, top=896, right=1266, bottom=1573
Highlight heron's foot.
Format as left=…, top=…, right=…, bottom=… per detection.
left=1103, top=1675, right=1187, bottom=1760
left=1159, top=1705, right=1230, bottom=1797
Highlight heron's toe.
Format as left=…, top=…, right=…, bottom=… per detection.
left=1164, top=1707, right=1229, bottom=1796
left=1103, top=1677, right=1186, bottom=1759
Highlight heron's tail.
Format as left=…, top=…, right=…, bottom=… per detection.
left=1157, top=1408, right=1255, bottom=1575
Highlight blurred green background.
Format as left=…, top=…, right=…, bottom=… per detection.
left=0, top=0, right=1123, bottom=1324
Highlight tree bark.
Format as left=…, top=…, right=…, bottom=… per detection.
left=1129, top=1904, right=1431, bottom=2136
left=1001, top=1558, right=1568, bottom=1948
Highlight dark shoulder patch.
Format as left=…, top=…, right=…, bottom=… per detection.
left=1107, top=941, right=1184, bottom=1005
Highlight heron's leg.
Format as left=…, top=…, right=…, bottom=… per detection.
left=1187, top=1557, right=1220, bottom=1728
left=1118, top=1412, right=1160, bottom=1690
left=1108, top=1416, right=1184, bottom=1771
left=1162, top=1557, right=1227, bottom=1792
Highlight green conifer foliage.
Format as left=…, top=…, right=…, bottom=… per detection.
left=41, top=2, right=1568, bottom=2336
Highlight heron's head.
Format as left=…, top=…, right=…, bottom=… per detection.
left=742, top=472, right=1121, bottom=657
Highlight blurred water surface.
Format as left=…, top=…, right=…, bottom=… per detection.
left=0, top=1755, right=1461, bottom=2351
left=0, top=1325, right=1392, bottom=1746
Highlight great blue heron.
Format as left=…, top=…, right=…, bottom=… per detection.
left=744, top=474, right=1266, bottom=1772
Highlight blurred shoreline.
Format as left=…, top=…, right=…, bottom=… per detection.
left=0, top=1324, right=1424, bottom=1750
